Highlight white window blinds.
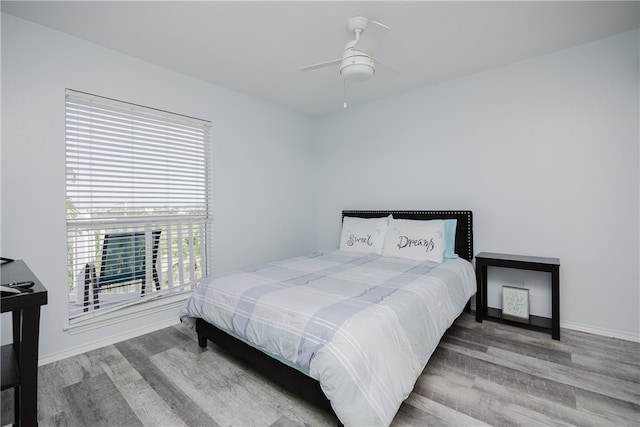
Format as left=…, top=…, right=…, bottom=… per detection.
left=65, top=89, right=212, bottom=322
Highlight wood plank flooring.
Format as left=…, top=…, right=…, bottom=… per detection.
left=2, top=313, right=638, bottom=426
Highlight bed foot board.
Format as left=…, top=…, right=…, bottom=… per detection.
left=195, top=318, right=336, bottom=417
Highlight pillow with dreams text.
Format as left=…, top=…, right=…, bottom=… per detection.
left=382, top=218, right=446, bottom=262
left=339, top=216, right=389, bottom=255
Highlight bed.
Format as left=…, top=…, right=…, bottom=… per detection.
left=180, top=210, right=475, bottom=426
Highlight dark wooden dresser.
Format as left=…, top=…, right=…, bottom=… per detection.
left=1, top=259, right=48, bottom=426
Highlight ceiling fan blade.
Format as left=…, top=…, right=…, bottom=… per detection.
left=299, top=58, right=341, bottom=72
left=353, top=20, right=390, bottom=54
left=374, top=59, right=399, bottom=80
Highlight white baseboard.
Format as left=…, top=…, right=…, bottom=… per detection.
left=38, top=317, right=181, bottom=366
left=38, top=317, right=638, bottom=366
left=561, top=320, right=640, bottom=343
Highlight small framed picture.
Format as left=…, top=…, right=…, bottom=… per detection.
left=502, top=286, right=529, bottom=320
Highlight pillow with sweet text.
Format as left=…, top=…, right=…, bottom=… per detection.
left=339, top=216, right=388, bottom=255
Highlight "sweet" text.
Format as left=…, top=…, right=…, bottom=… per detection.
left=348, top=234, right=373, bottom=247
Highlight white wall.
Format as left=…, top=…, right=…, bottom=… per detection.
left=313, top=30, right=639, bottom=339
left=1, top=14, right=316, bottom=359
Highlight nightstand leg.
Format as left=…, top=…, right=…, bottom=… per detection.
left=551, top=266, right=560, bottom=340
left=475, top=263, right=485, bottom=322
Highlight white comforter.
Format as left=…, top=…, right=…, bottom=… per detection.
left=180, top=250, right=476, bottom=426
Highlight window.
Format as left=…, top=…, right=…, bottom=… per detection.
left=65, top=89, right=212, bottom=326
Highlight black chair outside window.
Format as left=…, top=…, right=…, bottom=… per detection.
left=83, top=230, right=161, bottom=311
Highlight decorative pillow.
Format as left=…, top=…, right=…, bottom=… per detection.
left=339, top=216, right=389, bottom=255
left=444, top=219, right=459, bottom=259
left=382, top=218, right=446, bottom=262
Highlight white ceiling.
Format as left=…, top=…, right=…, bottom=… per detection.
left=3, top=1, right=639, bottom=117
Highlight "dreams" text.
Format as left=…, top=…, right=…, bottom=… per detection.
left=397, top=236, right=435, bottom=252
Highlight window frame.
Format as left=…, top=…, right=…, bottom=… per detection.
left=64, top=89, right=213, bottom=331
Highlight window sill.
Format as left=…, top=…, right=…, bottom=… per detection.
left=65, top=290, right=192, bottom=335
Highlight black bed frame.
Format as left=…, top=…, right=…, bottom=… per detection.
left=196, top=210, right=474, bottom=419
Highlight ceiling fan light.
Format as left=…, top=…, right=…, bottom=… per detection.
left=340, top=63, right=375, bottom=82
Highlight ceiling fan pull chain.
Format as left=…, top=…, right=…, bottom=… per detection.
left=343, top=80, right=348, bottom=109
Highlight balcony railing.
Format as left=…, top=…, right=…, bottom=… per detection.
left=67, top=218, right=208, bottom=321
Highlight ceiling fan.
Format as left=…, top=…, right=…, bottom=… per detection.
left=299, top=16, right=397, bottom=83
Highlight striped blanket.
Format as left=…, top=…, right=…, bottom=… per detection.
left=180, top=250, right=476, bottom=426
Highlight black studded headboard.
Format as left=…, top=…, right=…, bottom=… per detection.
left=341, top=210, right=474, bottom=262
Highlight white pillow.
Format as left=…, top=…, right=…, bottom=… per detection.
left=382, top=218, right=446, bottom=263
left=339, top=216, right=389, bottom=255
